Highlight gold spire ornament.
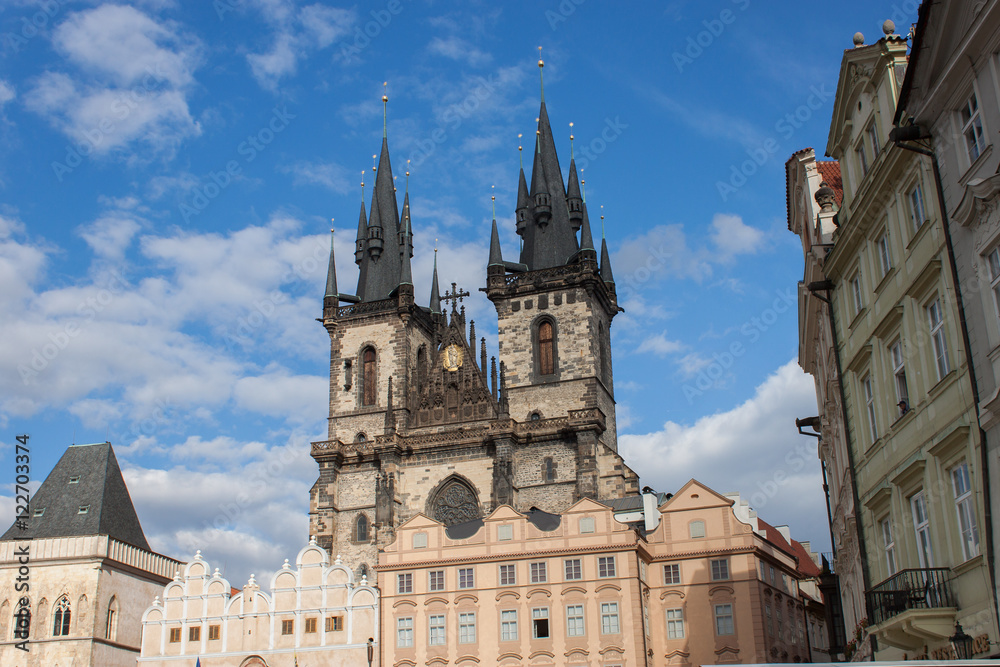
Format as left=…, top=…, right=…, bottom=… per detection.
left=569, top=121, right=575, bottom=160
left=518, top=133, right=523, bottom=169
left=382, top=81, right=388, bottom=138
left=581, top=175, right=587, bottom=203
left=491, top=185, right=496, bottom=219
left=372, top=154, right=377, bottom=173
left=538, top=46, right=545, bottom=102
left=361, top=170, right=365, bottom=201
left=600, top=205, right=606, bottom=238
left=406, top=159, right=410, bottom=192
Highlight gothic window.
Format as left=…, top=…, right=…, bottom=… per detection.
left=105, top=596, right=119, bottom=641
left=417, top=346, right=427, bottom=393
left=537, top=319, right=556, bottom=376
left=543, top=457, right=555, bottom=482
left=430, top=478, right=481, bottom=526
left=355, top=432, right=367, bottom=443
left=53, top=596, right=71, bottom=637
left=355, top=514, right=369, bottom=543
left=361, top=347, right=377, bottom=406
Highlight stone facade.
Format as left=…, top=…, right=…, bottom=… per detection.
left=0, top=535, right=181, bottom=667
left=310, top=88, right=638, bottom=577
left=138, top=541, right=379, bottom=667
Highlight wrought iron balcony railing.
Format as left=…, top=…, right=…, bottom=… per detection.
left=865, top=568, right=955, bottom=626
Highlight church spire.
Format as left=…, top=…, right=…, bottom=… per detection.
left=488, top=191, right=504, bottom=270
left=325, top=225, right=338, bottom=298
left=429, top=244, right=441, bottom=314
left=600, top=208, right=615, bottom=286
left=515, top=141, right=530, bottom=240
left=399, top=196, right=413, bottom=287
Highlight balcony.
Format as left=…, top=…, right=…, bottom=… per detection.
left=865, top=568, right=957, bottom=650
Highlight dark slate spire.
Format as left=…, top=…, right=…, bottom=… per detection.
left=325, top=228, right=338, bottom=298
left=429, top=248, right=441, bottom=314
left=600, top=225, right=615, bottom=286
left=2, top=442, right=150, bottom=550
left=515, top=165, right=530, bottom=239
left=354, top=200, right=367, bottom=266
left=488, top=217, right=504, bottom=268
left=566, top=156, right=584, bottom=233
left=519, top=97, right=579, bottom=270
left=399, top=205, right=413, bottom=287
left=356, top=133, right=403, bottom=301
left=579, top=203, right=596, bottom=261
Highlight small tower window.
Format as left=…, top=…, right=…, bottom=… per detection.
left=355, top=433, right=367, bottom=443
left=543, top=457, right=555, bottom=482
left=105, top=597, right=119, bottom=641
left=355, top=514, right=369, bottom=543
left=361, top=347, right=377, bottom=406
left=538, top=321, right=555, bottom=376
left=53, top=597, right=71, bottom=637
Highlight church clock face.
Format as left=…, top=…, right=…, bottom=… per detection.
left=443, top=343, right=463, bottom=371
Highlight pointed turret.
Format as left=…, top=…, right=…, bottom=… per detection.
left=578, top=204, right=596, bottom=262
left=325, top=228, right=338, bottom=299
left=515, top=166, right=530, bottom=238
left=356, top=135, right=403, bottom=301
left=488, top=217, right=504, bottom=269
left=429, top=248, right=441, bottom=314
left=399, top=210, right=413, bottom=287
left=600, top=235, right=615, bottom=286
left=354, top=202, right=367, bottom=266
left=567, top=157, right=583, bottom=232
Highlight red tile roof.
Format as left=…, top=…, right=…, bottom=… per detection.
left=791, top=539, right=823, bottom=578
left=757, top=518, right=796, bottom=559
left=816, top=160, right=843, bottom=205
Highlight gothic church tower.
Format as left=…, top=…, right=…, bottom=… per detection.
left=310, top=78, right=636, bottom=572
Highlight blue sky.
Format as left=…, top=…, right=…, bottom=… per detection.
left=0, top=0, right=918, bottom=583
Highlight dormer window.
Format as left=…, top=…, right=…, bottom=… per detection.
left=34, top=508, right=44, bottom=517
left=78, top=505, right=90, bottom=514
left=69, top=476, right=80, bottom=484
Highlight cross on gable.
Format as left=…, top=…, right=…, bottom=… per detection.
left=442, top=282, right=470, bottom=312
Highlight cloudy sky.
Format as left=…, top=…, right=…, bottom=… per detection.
left=0, top=0, right=918, bottom=584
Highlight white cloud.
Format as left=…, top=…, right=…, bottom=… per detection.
left=636, top=331, right=685, bottom=357
left=233, top=371, right=327, bottom=422
left=78, top=214, right=142, bottom=260
left=248, top=31, right=299, bottom=90
left=0, top=80, right=14, bottom=107
left=24, top=5, right=202, bottom=157
left=620, top=361, right=828, bottom=548
left=299, top=4, right=354, bottom=48
left=428, top=36, right=492, bottom=67
left=710, top=213, right=765, bottom=260
left=281, top=159, right=352, bottom=194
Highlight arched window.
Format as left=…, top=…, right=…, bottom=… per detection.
left=53, top=596, right=71, bottom=637
left=355, top=432, right=367, bottom=443
left=538, top=321, right=555, bottom=376
left=105, top=596, right=119, bottom=641
left=361, top=347, right=377, bottom=406
left=355, top=514, right=369, bottom=543
left=543, top=457, right=555, bottom=482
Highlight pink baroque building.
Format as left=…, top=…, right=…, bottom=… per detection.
left=377, top=479, right=821, bottom=667
left=138, top=539, right=379, bottom=667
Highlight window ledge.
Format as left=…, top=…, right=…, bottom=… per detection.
left=952, top=552, right=984, bottom=576
left=874, top=267, right=897, bottom=295
left=927, top=369, right=958, bottom=400
left=889, top=403, right=917, bottom=430
left=959, top=143, right=994, bottom=188
left=848, top=306, right=868, bottom=331
left=906, top=217, right=935, bottom=251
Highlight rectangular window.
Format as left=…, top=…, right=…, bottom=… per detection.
left=189, top=626, right=201, bottom=642
left=501, top=610, right=518, bottom=641
left=579, top=516, right=596, bottom=533
left=689, top=520, right=706, bottom=538
left=281, top=619, right=293, bottom=636
left=458, top=567, right=475, bottom=589
left=532, top=607, right=550, bottom=639
left=867, top=120, right=881, bottom=158
left=928, top=298, right=950, bottom=379
left=857, top=141, right=869, bottom=175
left=909, top=183, right=927, bottom=231
left=326, top=616, right=344, bottom=632
left=951, top=461, right=980, bottom=560
left=878, top=231, right=892, bottom=277
left=304, top=617, right=317, bottom=634
left=498, top=524, right=513, bottom=541
left=396, top=617, right=414, bottom=648
left=988, top=247, right=1000, bottom=321
left=962, top=91, right=987, bottom=163
left=911, top=491, right=934, bottom=567
left=710, top=558, right=729, bottom=581
left=664, top=563, right=681, bottom=585
left=881, top=517, right=897, bottom=576
left=500, top=564, right=516, bottom=586
left=397, top=573, right=412, bottom=594
left=769, top=565, right=775, bottom=584
left=413, top=532, right=427, bottom=548
left=530, top=561, right=547, bottom=583
left=715, top=604, right=735, bottom=635
left=600, top=602, right=620, bottom=634
left=429, top=614, right=445, bottom=645
left=759, top=561, right=766, bottom=579
left=429, top=570, right=445, bottom=592
left=564, top=558, right=582, bottom=581
left=851, top=272, right=864, bottom=314
left=863, top=373, right=878, bottom=442
left=567, top=605, right=585, bottom=636
left=459, top=612, right=476, bottom=644
left=169, top=627, right=181, bottom=643
left=598, top=556, right=616, bottom=578
left=666, top=608, right=684, bottom=639
left=766, top=604, right=773, bottom=635
left=208, top=624, right=220, bottom=641
left=891, top=340, right=908, bottom=409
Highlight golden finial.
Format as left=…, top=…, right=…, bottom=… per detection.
left=518, top=133, right=523, bottom=169
left=330, top=218, right=335, bottom=233
left=393, top=175, right=397, bottom=193
left=372, top=154, right=377, bottom=172
left=569, top=121, right=575, bottom=160
left=435, top=237, right=438, bottom=253
left=491, top=185, right=496, bottom=219
left=581, top=173, right=587, bottom=203
left=382, top=81, right=388, bottom=138
left=361, top=170, right=365, bottom=201
left=538, top=47, right=545, bottom=102
left=600, top=204, right=605, bottom=239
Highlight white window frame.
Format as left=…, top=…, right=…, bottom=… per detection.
left=714, top=603, right=735, bottom=635
left=530, top=561, right=547, bottom=583
left=666, top=608, right=684, bottom=639
left=598, top=556, right=616, bottom=578
left=908, top=182, right=927, bottom=232
left=911, top=490, right=934, bottom=568
left=532, top=607, right=550, bottom=639
left=961, top=91, right=987, bottom=164
left=891, top=340, right=908, bottom=408
left=988, top=246, right=1000, bottom=323
left=458, top=567, right=474, bottom=589
left=396, top=573, right=412, bottom=594
left=429, top=570, right=445, bottom=592
left=881, top=516, right=897, bottom=576
left=600, top=602, right=620, bottom=634
left=928, top=297, right=950, bottom=380
left=566, top=605, right=585, bottom=637
left=459, top=612, right=476, bottom=644
left=710, top=558, right=729, bottom=581
left=396, top=617, right=414, bottom=648
left=951, top=461, right=980, bottom=560
left=867, top=119, right=881, bottom=159
left=664, top=563, right=681, bottom=585
left=851, top=271, right=864, bottom=314
left=499, top=564, right=516, bottom=586
left=500, top=609, right=518, bottom=641
left=857, top=140, right=870, bottom=175
left=429, top=614, right=446, bottom=645
left=878, top=231, right=892, bottom=277
left=863, top=373, right=878, bottom=442
left=564, top=558, right=582, bottom=581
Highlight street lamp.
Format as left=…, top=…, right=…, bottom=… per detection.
left=367, top=637, right=374, bottom=666
left=949, top=622, right=974, bottom=660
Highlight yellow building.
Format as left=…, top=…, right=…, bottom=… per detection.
left=138, top=539, right=379, bottom=667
